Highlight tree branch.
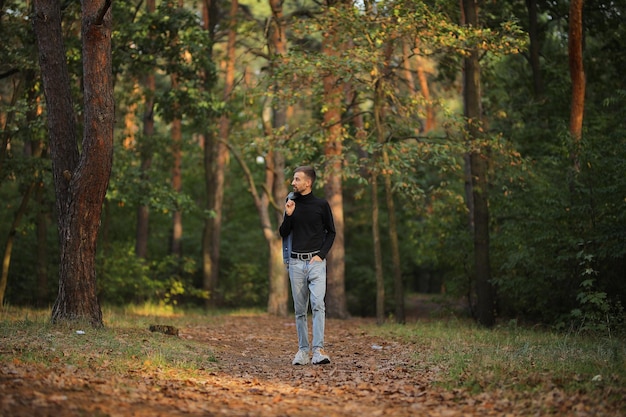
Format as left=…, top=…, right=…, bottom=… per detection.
left=0, top=69, right=20, bottom=80
left=95, top=0, right=111, bottom=25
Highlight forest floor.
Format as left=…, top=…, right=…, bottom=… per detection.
left=1, top=297, right=625, bottom=417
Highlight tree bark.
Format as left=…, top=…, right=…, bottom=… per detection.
left=321, top=1, right=348, bottom=319
left=34, top=0, right=113, bottom=327
left=462, top=0, right=495, bottom=327
left=403, top=41, right=434, bottom=133
left=381, top=41, right=404, bottom=324
left=208, top=0, right=237, bottom=302
left=371, top=174, right=384, bottom=325
left=35, top=183, right=50, bottom=307
left=262, top=0, right=290, bottom=316
left=170, top=86, right=183, bottom=257
left=201, top=0, right=219, bottom=307
left=568, top=0, right=585, bottom=172
left=382, top=150, right=404, bottom=324
left=135, top=0, right=156, bottom=259
left=0, top=182, right=36, bottom=304
left=169, top=0, right=185, bottom=258
left=526, top=0, right=544, bottom=99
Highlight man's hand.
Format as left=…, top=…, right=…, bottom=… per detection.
left=285, top=199, right=296, bottom=216
left=310, top=255, right=322, bottom=263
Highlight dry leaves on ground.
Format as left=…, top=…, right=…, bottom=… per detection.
left=1, top=314, right=624, bottom=416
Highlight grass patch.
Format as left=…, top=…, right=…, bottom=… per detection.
left=0, top=305, right=219, bottom=377
left=371, top=318, right=626, bottom=396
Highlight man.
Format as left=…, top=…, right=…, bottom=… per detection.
left=279, top=166, right=336, bottom=365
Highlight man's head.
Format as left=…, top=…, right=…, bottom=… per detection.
left=291, top=166, right=316, bottom=195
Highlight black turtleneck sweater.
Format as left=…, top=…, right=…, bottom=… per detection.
left=279, top=192, right=336, bottom=259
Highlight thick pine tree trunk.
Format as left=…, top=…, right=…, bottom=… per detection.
left=34, top=0, right=113, bottom=327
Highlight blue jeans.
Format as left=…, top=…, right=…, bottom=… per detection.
left=288, top=258, right=327, bottom=352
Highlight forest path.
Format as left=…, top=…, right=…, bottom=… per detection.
left=2, top=311, right=617, bottom=416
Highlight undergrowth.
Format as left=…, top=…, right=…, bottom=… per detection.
left=371, top=318, right=626, bottom=397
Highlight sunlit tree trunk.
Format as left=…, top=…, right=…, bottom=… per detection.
left=415, top=57, right=434, bottom=132
left=403, top=41, right=434, bottom=133
left=568, top=0, right=585, bottom=172
left=33, top=0, right=114, bottom=327
left=322, top=0, right=349, bottom=319
left=264, top=0, right=290, bottom=316
left=462, top=0, right=495, bottom=327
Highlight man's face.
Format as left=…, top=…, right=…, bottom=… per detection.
left=291, top=172, right=310, bottom=193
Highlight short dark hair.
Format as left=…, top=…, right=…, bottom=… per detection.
left=294, top=165, right=316, bottom=185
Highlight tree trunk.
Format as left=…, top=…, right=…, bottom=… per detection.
left=462, top=0, right=495, bottom=327
left=568, top=0, right=585, bottom=172
left=0, top=182, right=36, bottom=304
left=34, top=0, right=114, bottom=327
left=170, top=0, right=185, bottom=257
left=200, top=0, right=235, bottom=307
left=371, top=174, right=384, bottom=325
left=324, top=165, right=347, bottom=319
left=35, top=184, right=50, bottom=307
left=415, top=57, right=434, bottom=133
left=261, top=0, right=290, bottom=316
left=170, top=107, right=183, bottom=257
left=0, top=70, right=46, bottom=306
left=379, top=40, right=405, bottom=324
left=403, top=41, right=434, bottom=133
left=201, top=0, right=218, bottom=307
left=382, top=150, right=404, bottom=324
left=526, top=0, right=543, bottom=99
left=372, top=71, right=388, bottom=325
left=321, top=6, right=348, bottom=319
left=136, top=0, right=156, bottom=259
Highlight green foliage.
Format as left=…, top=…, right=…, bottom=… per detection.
left=570, top=276, right=624, bottom=335
left=97, top=243, right=207, bottom=306
left=2, top=0, right=625, bottom=330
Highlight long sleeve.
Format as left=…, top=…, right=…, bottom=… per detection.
left=279, top=212, right=292, bottom=237
left=317, top=201, right=336, bottom=260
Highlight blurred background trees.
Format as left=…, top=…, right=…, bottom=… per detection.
left=1, top=0, right=624, bottom=331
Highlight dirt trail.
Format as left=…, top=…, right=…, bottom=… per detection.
left=1, top=313, right=621, bottom=416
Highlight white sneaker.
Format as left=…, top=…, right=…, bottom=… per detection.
left=292, top=349, right=309, bottom=365
left=312, top=348, right=330, bottom=365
